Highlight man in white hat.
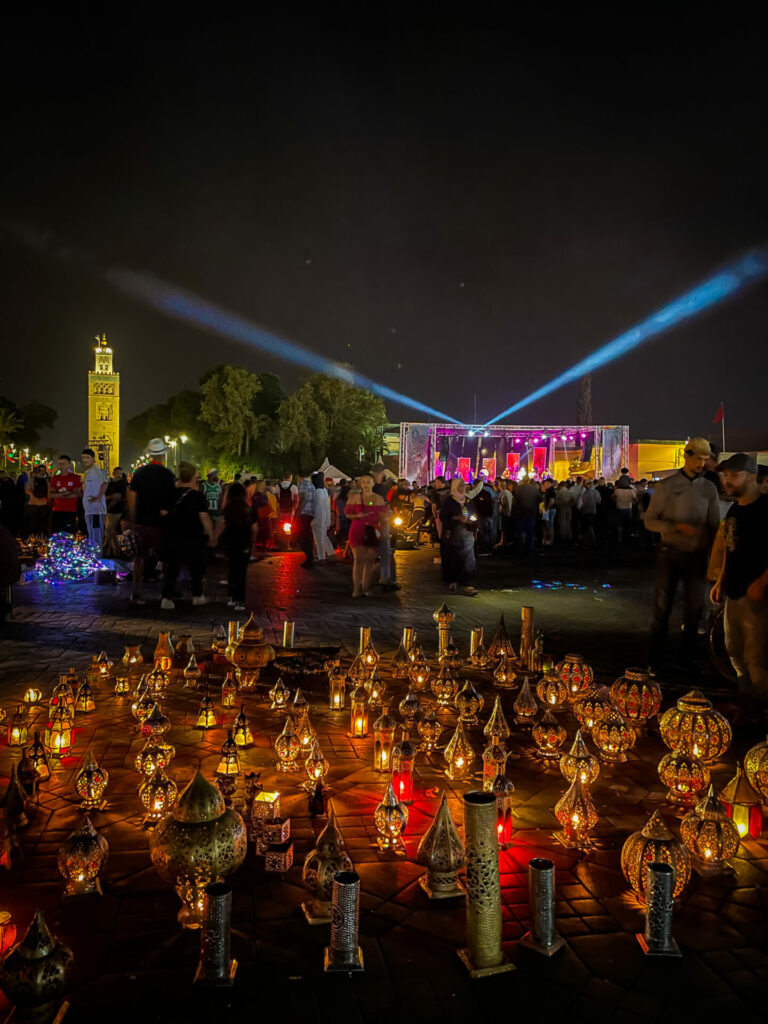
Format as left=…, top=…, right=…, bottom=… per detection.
left=126, top=438, right=176, bottom=604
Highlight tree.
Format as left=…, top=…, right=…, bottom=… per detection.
left=200, top=366, right=265, bottom=457
left=17, top=401, right=58, bottom=446
left=0, top=407, right=22, bottom=468
left=277, top=391, right=328, bottom=473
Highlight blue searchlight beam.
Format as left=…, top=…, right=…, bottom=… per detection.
left=484, top=244, right=768, bottom=427
left=106, top=268, right=461, bottom=423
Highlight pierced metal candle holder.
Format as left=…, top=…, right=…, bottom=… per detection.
left=324, top=870, right=364, bottom=972
left=636, top=862, right=681, bottom=957
left=520, top=857, right=565, bottom=956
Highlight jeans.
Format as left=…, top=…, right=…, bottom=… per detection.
left=515, top=514, right=537, bottom=554
left=378, top=522, right=395, bottom=583
left=724, top=595, right=768, bottom=700
left=649, top=545, right=707, bottom=667
left=299, top=514, right=314, bottom=565
left=85, top=514, right=104, bottom=554
left=162, top=541, right=206, bottom=598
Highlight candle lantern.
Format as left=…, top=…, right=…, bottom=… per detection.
left=520, top=858, right=565, bottom=956
left=456, top=680, right=484, bottom=727
left=75, top=750, right=109, bottom=810
left=22, top=686, right=42, bottom=705
left=621, top=809, right=691, bottom=900
left=444, top=721, right=475, bottom=780
left=441, top=636, right=462, bottom=674
left=292, top=688, right=309, bottom=716
left=513, top=678, right=539, bottom=725
left=491, top=771, right=515, bottom=847
left=359, top=625, right=371, bottom=652
left=45, top=705, right=73, bottom=758
left=720, top=765, right=763, bottom=840
left=431, top=663, right=459, bottom=708
left=29, top=731, right=51, bottom=780
left=301, top=809, right=354, bottom=923
left=348, top=653, right=367, bottom=687
left=113, top=668, right=131, bottom=695
left=85, top=654, right=100, bottom=687
left=373, top=780, right=408, bottom=850
left=328, top=666, right=347, bottom=711
left=275, top=716, right=302, bottom=771
left=153, top=631, right=174, bottom=672
left=131, top=676, right=149, bottom=719
left=142, top=702, right=171, bottom=738
left=323, top=871, right=364, bottom=972
left=556, top=653, right=594, bottom=701
left=408, top=647, right=431, bottom=690
left=221, top=671, right=237, bottom=709
left=559, top=730, right=600, bottom=786
left=487, top=614, right=515, bottom=663
left=361, top=639, right=380, bottom=672
left=211, top=624, right=227, bottom=661
left=216, top=730, right=241, bottom=777
left=296, top=709, right=316, bottom=755
left=57, top=816, right=109, bottom=896
left=532, top=711, right=567, bottom=760
left=680, top=785, right=740, bottom=869
left=399, top=687, right=424, bottom=727
left=493, top=650, right=515, bottom=689
left=574, top=686, right=612, bottom=734
left=0, top=910, right=16, bottom=955
left=365, top=672, right=387, bottom=709
left=269, top=677, right=291, bottom=712
left=391, top=729, right=417, bottom=804
left=196, top=693, right=218, bottom=730
left=417, top=792, right=466, bottom=899
left=658, top=735, right=709, bottom=806
left=140, top=766, right=178, bottom=825
left=482, top=735, right=508, bottom=792
left=134, top=693, right=157, bottom=727
left=373, top=706, right=397, bottom=773
left=418, top=707, right=444, bottom=752
left=0, top=911, right=74, bottom=1022
left=554, top=775, right=598, bottom=848
left=392, top=637, right=412, bottom=678
left=122, top=644, right=143, bottom=666
left=96, top=651, right=112, bottom=680
left=148, top=663, right=170, bottom=698
left=659, top=689, right=732, bottom=764
left=8, top=705, right=28, bottom=747
left=135, top=737, right=175, bottom=779
left=484, top=695, right=511, bottom=742
left=610, top=667, right=661, bottom=728
left=469, top=626, right=490, bottom=669
left=349, top=685, right=369, bottom=738
left=305, top=739, right=330, bottom=788
left=50, top=676, right=75, bottom=712
left=637, top=862, right=681, bottom=957
left=536, top=670, right=569, bottom=711
left=593, top=704, right=635, bottom=764
left=744, top=734, right=768, bottom=801
left=183, top=655, right=202, bottom=688
left=18, top=749, right=39, bottom=799
left=232, top=704, right=253, bottom=747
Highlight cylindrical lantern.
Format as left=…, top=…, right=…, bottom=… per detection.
left=637, top=863, right=681, bottom=956
left=328, top=667, right=347, bottom=711
left=221, top=671, right=237, bottom=709
left=610, top=667, right=661, bottom=728
left=391, top=730, right=416, bottom=804
left=520, top=606, right=535, bottom=667
left=194, top=883, right=235, bottom=985
left=323, top=871, right=364, bottom=972
left=482, top=735, right=508, bottom=792
left=283, top=621, right=295, bottom=649
left=349, top=685, right=369, bottom=738
left=373, top=707, right=397, bottom=772
left=520, top=858, right=565, bottom=956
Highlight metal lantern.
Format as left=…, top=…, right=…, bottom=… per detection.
left=487, top=614, right=515, bottom=663
left=469, top=626, right=490, bottom=669
left=433, top=601, right=455, bottom=656
left=18, top=749, right=39, bottom=799
left=456, top=680, right=484, bottom=727
left=361, top=640, right=380, bottom=672
left=113, top=670, right=131, bottom=696
left=680, top=785, right=740, bottom=868
left=399, top=687, right=424, bottom=727
left=211, top=624, right=228, bottom=660
left=123, top=644, right=143, bottom=666
left=484, top=695, right=511, bottom=742
left=131, top=676, right=150, bottom=719
left=559, top=730, right=600, bottom=786
left=183, top=655, right=202, bottom=688
left=8, top=706, right=28, bottom=747
left=417, top=792, right=466, bottom=899
left=720, top=765, right=763, bottom=840
left=228, top=614, right=276, bottom=690
left=57, top=817, right=109, bottom=896
left=444, top=721, right=475, bottom=780
left=482, top=735, right=508, bottom=792
left=392, top=637, right=412, bottom=679
left=305, top=739, right=330, bottom=788
left=232, top=704, right=253, bottom=747
left=22, top=686, right=42, bottom=705
left=196, top=693, right=218, bottom=730
left=556, top=653, right=594, bottom=701
left=658, top=735, right=710, bottom=806
left=365, top=672, right=387, bottom=709
left=349, top=685, right=369, bottom=738
left=135, top=737, right=176, bottom=783
left=75, top=750, right=109, bottom=810
left=45, top=705, right=73, bottom=758
left=513, top=678, right=539, bottom=725
left=491, top=771, right=515, bottom=847
left=610, top=667, right=661, bottom=728
left=29, top=731, right=51, bottom=781
left=441, top=637, right=462, bottom=675
left=431, top=663, right=459, bottom=708
left=348, top=653, right=367, bottom=687
left=1, top=765, right=29, bottom=829
left=593, top=704, right=635, bottom=764
left=373, top=706, right=397, bottom=773
left=493, top=650, right=515, bottom=689
left=296, top=709, right=316, bottom=755
left=139, top=766, right=178, bottom=825
left=216, top=731, right=241, bottom=777
left=536, top=670, right=569, bottom=712
left=554, top=776, right=598, bottom=848
left=0, top=911, right=74, bottom=1021
left=391, top=730, right=417, bottom=804
left=221, top=671, right=238, bottom=709
left=621, top=809, right=691, bottom=900
left=408, top=647, right=431, bottom=690
left=373, top=781, right=408, bottom=851
left=0, top=910, right=16, bottom=955
left=153, top=631, right=174, bottom=672
left=744, top=734, right=768, bottom=801
left=148, top=663, right=170, bottom=698
left=96, top=651, right=112, bottom=679
left=328, top=667, right=347, bottom=711
left=292, top=688, right=309, bottom=716
left=301, top=808, right=354, bottom=923
left=574, top=686, right=612, bottom=733
left=50, top=676, right=75, bottom=712
left=532, top=710, right=567, bottom=760
left=269, top=676, right=291, bottom=711
left=418, top=708, right=444, bottom=752
left=659, top=689, right=732, bottom=764
left=275, top=716, right=302, bottom=771
left=142, top=702, right=171, bottom=738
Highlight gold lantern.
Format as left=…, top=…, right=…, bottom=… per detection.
left=610, top=667, right=661, bottom=728
left=680, top=785, right=740, bottom=869
left=455, top=680, right=484, bottom=727
left=305, top=739, right=330, bottom=788
left=122, top=644, right=143, bottom=666
left=574, top=686, right=612, bottom=734
left=554, top=776, right=598, bottom=848
left=556, top=653, right=594, bottom=701
left=195, top=693, right=218, bottom=730
left=131, top=675, right=149, bottom=719
left=301, top=808, right=354, bottom=922
left=296, top=708, right=316, bottom=755
left=8, top=706, right=27, bottom=747
left=491, top=771, right=516, bottom=847
left=348, top=653, right=367, bottom=686
left=536, top=670, right=569, bottom=712
left=373, top=705, right=397, bottom=772
left=275, top=716, right=302, bottom=771
left=75, top=750, right=109, bottom=810
left=559, top=730, right=600, bottom=786
left=183, top=654, right=201, bottom=688
left=417, top=792, right=466, bottom=898
left=142, top=702, right=171, bottom=738
left=361, top=639, right=380, bottom=671
left=1, top=765, right=29, bottom=829
left=484, top=695, right=511, bottom=742
left=365, top=671, right=387, bottom=709
left=328, top=666, right=347, bottom=711
left=148, top=663, right=170, bottom=698
left=86, top=654, right=101, bottom=687
left=391, top=729, right=417, bottom=804
left=658, top=735, right=710, bottom=806
left=270, top=677, right=291, bottom=711
left=50, top=676, right=75, bottom=712
left=469, top=626, right=490, bottom=669
left=150, top=770, right=247, bottom=927
left=232, top=704, right=253, bottom=747
left=22, top=686, right=42, bottom=705
left=57, top=817, right=109, bottom=896
left=216, top=730, right=241, bottom=777
left=418, top=708, right=444, bottom=752
left=409, top=647, right=431, bottom=690
left=720, top=765, right=763, bottom=840
left=29, top=731, right=51, bottom=781
left=228, top=613, right=276, bottom=691
left=292, top=687, right=309, bottom=716
left=96, top=651, right=112, bottom=680
left=153, top=631, right=174, bottom=672
left=444, top=721, right=474, bottom=780
left=0, top=911, right=73, bottom=1020
left=373, top=780, right=408, bottom=851
left=431, top=663, right=459, bottom=708
left=482, top=735, right=508, bottom=792
left=433, top=601, right=455, bottom=655
left=135, top=737, right=175, bottom=779
left=139, top=766, right=178, bottom=825
left=399, top=687, right=424, bottom=727
left=621, top=809, right=691, bottom=900
left=493, top=650, right=515, bottom=689
left=45, top=705, right=73, bottom=758
left=113, top=669, right=131, bottom=696
left=744, top=734, right=768, bottom=801
left=211, top=623, right=228, bottom=660
left=659, top=689, right=732, bottom=764
left=175, top=634, right=195, bottom=662
left=513, top=678, right=539, bottom=725
left=593, top=704, right=635, bottom=764
left=349, top=684, right=369, bottom=738
left=392, top=637, right=412, bottom=679
left=221, top=670, right=238, bottom=709
left=487, top=613, right=515, bottom=662
left=134, top=691, right=157, bottom=725
left=532, top=710, right=567, bottom=760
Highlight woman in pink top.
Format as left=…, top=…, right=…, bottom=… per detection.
left=345, top=473, right=388, bottom=597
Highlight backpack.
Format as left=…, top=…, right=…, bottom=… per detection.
left=278, top=485, right=294, bottom=512
left=473, top=487, right=493, bottom=518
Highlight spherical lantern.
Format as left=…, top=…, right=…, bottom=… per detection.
left=150, top=770, right=247, bottom=927
left=139, top=767, right=178, bottom=825
left=142, top=702, right=171, bottom=738
left=221, top=671, right=238, bottom=709
left=147, top=663, right=170, bottom=698
left=744, top=735, right=768, bottom=803
left=275, top=716, right=301, bottom=771
left=455, top=680, right=484, bottom=727
left=349, top=685, right=369, bottom=739
left=135, top=737, right=175, bottom=779
left=195, top=693, right=218, bottom=730
left=75, top=750, right=109, bottom=810
left=554, top=776, right=598, bottom=848
left=659, top=689, right=732, bottom=764
left=593, top=704, right=635, bottom=764
left=232, top=704, right=253, bottom=748
left=658, top=736, right=710, bottom=806
left=373, top=781, right=408, bottom=851
left=484, top=695, right=511, bottom=742
left=153, top=631, right=174, bottom=672
left=560, top=730, right=600, bottom=786
left=431, top=664, right=459, bottom=708
left=620, top=809, right=691, bottom=899
left=8, top=706, right=28, bottom=747
left=536, top=670, right=569, bottom=712
left=610, top=667, right=661, bottom=728
left=57, top=817, right=109, bottom=896
left=720, top=765, right=763, bottom=840
left=418, top=708, right=444, bottom=752
left=443, top=721, right=474, bottom=780
left=0, top=912, right=73, bottom=1020
left=574, top=686, right=612, bottom=734
left=532, top=711, right=567, bottom=760
left=373, top=706, right=397, bottom=773
left=557, top=653, right=594, bottom=701
left=680, top=785, right=740, bottom=868
left=513, top=678, right=539, bottom=725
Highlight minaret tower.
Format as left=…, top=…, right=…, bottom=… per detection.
left=87, top=333, right=120, bottom=470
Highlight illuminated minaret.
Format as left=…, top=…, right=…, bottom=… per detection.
left=87, top=334, right=120, bottom=470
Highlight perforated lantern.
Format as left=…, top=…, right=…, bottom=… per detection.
left=560, top=730, right=600, bottom=786
left=96, top=651, right=112, bottom=680
left=232, top=704, right=253, bottom=748
left=574, top=686, right=612, bottom=734
left=431, top=663, right=459, bottom=708
left=536, top=670, right=569, bottom=711
left=349, top=685, right=369, bottom=738
left=554, top=776, right=598, bottom=849
left=720, top=765, right=763, bottom=839
left=409, top=647, right=431, bottom=690
left=492, top=771, right=515, bottom=847
left=8, top=706, right=27, bottom=747
left=366, top=672, right=387, bottom=709
left=482, top=735, right=509, bottom=792
left=744, top=735, right=768, bottom=802
left=183, top=655, right=201, bottom=689
left=441, top=636, right=462, bottom=674
left=469, top=626, right=490, bottom=669
left=50, top=676, right=75, bottom=713
left=418, top=708, right=444, bottom=752
left=373, top=781, right=408, bottom=851
left=57, top=817, right=108, bottom=896
left=373, top=706, right=397, bottom=773
left=620, top=809, right=691, bottom=899
left=456, top=680, right=484, bottom=727
left=658, top=735, right=709, bottom=806
left=493, top=650, right=515, bottom=689
left=216, top=731, right=241, bottom=777
left=29, top=731, right=51, bottom=781
left=487, top=613, right=515, bottom=662
left=131, top=676, right=150, bottom=719
left=135, top=737, right=175, bottom=780
left=221, top=671, right=238, bottom=709
left=113, top=669, right=131, bottom=696
left=593, top=704, right=635, bottom=764
left=228, top=614, right=276, bottom=690
left=680, top=785, right=740, bottom=867
left=659, top=689, right=732, bottom=764
left=86, top=654, right=101, bottom=688
left=270, top=677, right=291, bottom=712
left=296, top=709, right=316, bottom=755
left=392, top=637, right=412, bottom=679
left=139, top=766, right=178, bottom=825
left=328, top=667, right=347, bottom=711
left=392, top=730, right=417, bottom=804
left=484, top=695, right=511, bottom=742
left=45, top=705, right=73, bottom=758
left=610, top=667, right=661, bottom=728
left=75, top=750, right=108, bottom=810
left=196, top=693, right=218, bottom=730
left=275, top=716, right=302, bottom=772
left=532, top=711, right=567, bottom=760
left=153, top=631, right=174, bottom=672
left=148, top=663, right=170, bottom=698
left=305, top=739, right=330, bottom=787
left=444, top=721, right=474, bottom=780
left=399, top=687, right=424, bottom=727
left=22, top=687, right=42, bottom=705
left=513, top=678, right=539, bottom=725
left=135, top=692, right=157, bottom=725
left=556, top=653, right=594, bottom=701
left=361, top=640, right=380, bottom=672
left=142, top=702, right=171, bottom=739
left=122, top=644, right=143, bottom=666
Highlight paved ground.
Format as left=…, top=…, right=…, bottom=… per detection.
left=0, top=543, right=766, bottom=1022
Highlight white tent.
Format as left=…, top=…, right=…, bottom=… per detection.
left=317, top=457, right=349, bottom=482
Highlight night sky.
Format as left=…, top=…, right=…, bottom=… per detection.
left=2, top=14, right=767, bottom=455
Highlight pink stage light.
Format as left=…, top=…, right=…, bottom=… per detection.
left=457, top=457, right=471, bottom=481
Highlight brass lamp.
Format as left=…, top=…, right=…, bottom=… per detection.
left=296, top=708, right=316, bottom=754
left=361, top=639, right=380, bottom=672
left=720, top=765, right=763, bottom=840
left=113, top=669, right=131, bottom=696
left=532, top=711, right=566, bottom=760
left=431, top=663, right=459, bottom=708
left=216, top=731, right=241, bottom=777
left=469, top=627, right=490, bottom=669
left=392, top=637, right=412, bottom=679
left=139, top=766, right=178, bottom=825
left=493, top=650, right=515, bottom=689
left=8, top=706, right=28, bottom=747
left=418, top=708, right=444, bottom=752
left=621, top=809, right=691, bottom=900
left=275, top=716, right=301, bottom=771
left=559, top=730, right=600, bottom=786
left=75, top=750, right=108, bottom=810
left=484, top=695, right=511, bottom=742
left=441, top=637, right=462, bottom=674
left=135, top=737, right=175, bottom=779
left=482, top=735, right=508, bottom=792
left=22, top=686, right=42, bottom=705
left=183, top=655, right=202, bottom=689
left=153, top=631, right=174, bottom=672
left=135, top=691, right=157, bottom=725
left=148, top=663, right=170, bottom=698
left=658, top=735, right=709, bottom=806
left=142, top=702, right=171, bottom=738
left=50, top=676, right=75, bottom=712
left=269, top=677, right=291, bottom=711
left=593, top=704, right=635, bottom=764
left=491, top=772, right=515, bottom=848
left=744, top=734, right=768, bottom=801
left=399, top=687, right=424, bottom=727
left=232, top=704, right=253, bottom=748
left=349, top=685, right=369, bottom=738
left=659, top=689, right=732, bottom=764
left=373, top=705, right=397, bottom=773
left=574, top=686, right=612, bottom=734
left=556, top=653, right=594, bottom=701
left=391, top=729, right=417, bottom=804
left=305, top=739, right=330, bottom=788
left=487, top=614, right=515, bottom=662
left=196, top=693, right=218, bottom=730
left=536, top=670, right=569, bottom=712
left=96, top=650, right=112, bottom=679
left=373, top=781, right=408, bottom=851
left=57, top=817, right=108, bottom=896
left=513, top=678, right=539, bottom=725
left=456, top=680, right=484, bottom=727
left=554, top=776, right=598, bottom=849
left=131, top=676, right=150, bottom=719
left=29, top=731, right=51, bottom=781
left=680, top=785, right=740, bottom=868
left=45, top=705, right=73, bottom=758
left=444, top=721, right=475, bottom=780
left=328, top=667, right=347, bottom=711
left=221, top=671, right=238, bottom=709
left=409, top=647, right=431, bottom=690
left=610, top=668, right=661, bottom=728
left=366, top=672, right=387, bottom=709
left=417, top=793, right=465, bottom=898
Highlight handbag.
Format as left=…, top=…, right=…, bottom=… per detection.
left=362, top=523, right=380, bottom=547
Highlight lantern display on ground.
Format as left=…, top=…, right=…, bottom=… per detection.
left=484, top=695, right=511, bottom=742
left=559, top=730, right=600, bottom=786
left=221, top=671, right=238, bottom=709
left=29, top=731, right=51, bottom=781
left=392, top=637, right=412, bottom=679
left=554, top=776, right=598, bottom=848
left=409, top=647, right=431, bottom=690
left=417, top=793, right=465, bottom=899
left=50, top=677, right=75, bottom=712
left=455, top=680, right=484, bottom=726
left=610, top=668, right=661, bottom=728
left=75, top=750, right=109, bottom=810
left=620, top=809, right=691, bottom=900
left=557, top=653, right=594, bottom=701
left=349, top=685, right=369, bottom=738
left=744, top=735, right=768, bottom=801
left=491, top=771, right=515, bottom=847
left=658, top=735, right=710, bottom=806
left=135, top=737, right=175, bottom=780
left=399, top=687, right=423, bottom=727
left=373, top=781, right=408, bottom=851
left=444, top=721, right=474, bottom=781
left=593, top=704, right=635, bottom=764
left=228, top=614, right=276, bottom=690
left=574, top=686, right=612, bottom=733
left=195, top=693, right=218, bottom=730
left=365, top=672, right=387, bottom=709
left=275, top=716, right=302, bottom=772
left=392, top=730, right=417, bottom=804
left=305, top=739, right=330, bottom=788
left=301, top=809, right=354, bottom=923
left=482, top=735, right=508, bottom=792
left=536, top=670, right=569, bottom=711
left=659, top=689, right=732, bottom=764
left=328, top=667, right=347, bottom=711
left=183, top=655, right=202, bottom=688
left=57, top=817, right=109, bottom=896
left=8, top=706, right=27, bottom=747
left=532, top=711, right=567, bottom=760
left=0, top=911, right=74, bottom=1021
left=216, top=731, right=241, bottom=778
left=142, top=702, right=171, bottom=738
left=469, top=627, right=490, bottom=669
left=720, top=765, right=763, bottom=839
left=487, top=614, right=515, bottom=663
left=513, top=678, right=539, bottom=725
left=113, top=670, right=131, bottom=696
left=22, top=686, right=42, bottom=705
left=296, top=709, right=316, bottom=755
left=123, top=645, right=143, bottom=666
left=680, top=785, right=740, bottom=869
left=45, top=704, right=73, bottom=758
left=292, top=688, right=309, bottom=716
left=373, top=706, right=397, bottom=773
left=232, top=704, right=254, bottom=748
left=432, top=664, right=459, bottom=708
left=418, top=708, right=444, bottom=752
left=148, top=663, right=170, bottom=698
left=139, top=767, right=178, bottom=825
left=154, top=631, right=174, bottom=672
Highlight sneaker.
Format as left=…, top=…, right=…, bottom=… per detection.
left=160, top=598, right=175, bottom=610
left=192, top=595, right=209, bottom=606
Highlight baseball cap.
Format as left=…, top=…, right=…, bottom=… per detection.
left=146, top=437, right=168, bottom=456
left=207, top=468, right=219, bottom=477
left=684, top=437, right=712, bottom=457
left=719, top=453, right=758, bottom=474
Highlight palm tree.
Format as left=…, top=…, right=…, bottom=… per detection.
left=0, top=407, right=22, bottom=469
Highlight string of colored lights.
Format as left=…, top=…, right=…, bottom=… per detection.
left=34, top=533, right=103, bottom=585
left=484, top=243, right=768, bottom=427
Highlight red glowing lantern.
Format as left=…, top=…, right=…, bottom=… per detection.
left=0, top=910, right=16, bottom=954
left=720, top=765, right=763, bottom=840
left=282, top=521, right=292, bottom=535
left=392, top=731, right=416, bottom=804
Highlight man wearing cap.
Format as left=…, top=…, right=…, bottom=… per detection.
left=711, top=454, right=768, bottom=702
left=644, top=437, right=721, bottom=672
left=127, top=438, right=177, bottom=604
left=371, top=462, right=399, bottom=590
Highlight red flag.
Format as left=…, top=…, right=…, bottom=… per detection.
left=712, top=404, right=724, bottom=424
